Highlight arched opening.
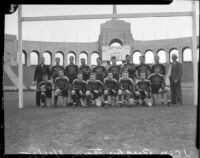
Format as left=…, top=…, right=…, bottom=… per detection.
left=109, top=39, right=123, bottom=47
left=55, top=51, right=64, bottom=65
left=169, top=48, right=179, bottom=62
left=17, top=50, right=27, bottom=65
left=145, top=50, right=154, bottom=64
left=43, top=51, right=52, bottom=65
left=182, top=47, right=192, bottom=62
left=157, top=49, right=167, bottom=63
left=132, top=51, right=141, bottom=64
left=67, top=51, right=76, bottom=64
left=79, top=51, right=88, bottom=64
left=30, top=50, right=40, bottom=65
left=91, top=52, right=99, bottom=66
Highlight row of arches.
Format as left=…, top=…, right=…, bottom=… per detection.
left=18, top=47, right=199, bottom=66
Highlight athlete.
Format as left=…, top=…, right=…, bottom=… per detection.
left=51, top=57, right=65, bottom=83
left=79, top=58, right=91, bottom=81
left=107, top=56, right=121, bottom=81
left=136, top=55, right=151, bottom=79
left=71, top=73, right=87, bottom=107
left=85, top=73, right=104, bottom=107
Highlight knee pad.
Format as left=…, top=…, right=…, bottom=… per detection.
left=71, top=90, right=76, bottom=95
left=55, top=89, right=61, bottom=96
left=104, top=90, right=109, bottom=95
left=118, top=90, right=122, bottom=95
left=86, top=91, right=90, bottom=96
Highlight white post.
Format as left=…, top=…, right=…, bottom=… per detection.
left=18, top=5, right=23, bottom=108
left=192, top=1, right=198, bottom=106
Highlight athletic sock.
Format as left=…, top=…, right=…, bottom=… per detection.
left=41, top=93, right=46, bottom=105
left=118, top=95, right=123, bottom=102
left=103, top=94, right=108, bottom=103
left=54, top=96, right=58, bottom=106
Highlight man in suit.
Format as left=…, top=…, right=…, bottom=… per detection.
left=169, top=54, right=183, bottom=105
left=32, top=57, right=51, bottom=106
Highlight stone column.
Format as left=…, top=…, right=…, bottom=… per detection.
left=88, top=53, right=91, bottom=66
left=52, top=53, right=55, bottom=66
left=178, top=48, right=183, bottom=63
left=166, top=48, right=170, bottom=64
left=27, top=52, right=30, bottom=66
left=76, top=53, right=79, bottom=66
left=64, top=52, right=68, bottom=67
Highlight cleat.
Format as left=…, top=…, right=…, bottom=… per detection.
left=161, top=101, right=165, bottom=105
left=167, top=101, right=171, bottom=107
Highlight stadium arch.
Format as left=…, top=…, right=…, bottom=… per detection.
left=109, top=39, right=123, bottom=47
left=17, top=50, right=27, bottom=65
left=67, top=51, right=76, bottom=64
left=30, top=50, right=40, bottom=66
left=145, top=49, right=154, bottom=64
left=55, top=51, right=64, bottom=66
left=132, top=50, right=141, bottom=65
left=79, top=51, right=88, bottom=64
left=182, top=47, right=192, bottom=62
left=43, top=51, right=52, bottom=65
left=169, top=48, right=179, bottom=62
left=157, top=49, right=167, bottom=63
left=91, top=51, right=99, bottom=66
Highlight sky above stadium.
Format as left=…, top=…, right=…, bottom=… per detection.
left=5, top=1, right=199, bottom=42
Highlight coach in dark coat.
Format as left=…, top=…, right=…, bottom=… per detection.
left=32, top=57, right=51, bottom=106
left=169, top=54, right=183, bottom=105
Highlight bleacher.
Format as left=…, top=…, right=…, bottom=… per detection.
left=3, top=70, right=15, bottom=86
left=11, top=66, right=36, bottom=87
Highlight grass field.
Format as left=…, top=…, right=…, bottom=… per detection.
left=4, top=91, right=198, bottom=157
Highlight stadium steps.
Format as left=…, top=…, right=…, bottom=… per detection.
left=11, top=66, right=36, bottom=88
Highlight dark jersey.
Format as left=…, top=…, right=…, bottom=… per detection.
left=65, top=64, right=79, bottom=84
left=151, top=63, right=166, bottom=76
left=55, top=76, right=69, bottom=90
left=136, top=79, right=151, bottom=93
left=119, top=77, right=134, bottom=91
left=86, top=80, right=104, bottom=93
left=136, top=64, right=151, bottom=78
left=104, top=78, right=119, bottom=91
left=79, top=65, right=91, bottom=81
left=72, top=79, right=87, bottom=92
left=92, top=65, right=107, bottom=82
left=51, top=65, right=65, bottom=82
left=107, top=65, right=121, bottom=81
left=148, top=74, right=165, bottom=93
left=38, top=80, right=52, bottom=91
left=121, top=63, right=137, bottom=81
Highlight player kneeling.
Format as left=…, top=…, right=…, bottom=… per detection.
left=37, top=74, right=53, bottom=107
left=71, top=73, right=87, bottom=107
left=54, top=70, right=69, bottom=107
left=117, top=71, right=135, bottom=107
left=85, top=73, right=104, bottom=107
left=103, top=72, right=119, bottom=107
left=135, top=72, right=152, bottom=107
left=148, top=67, right=171, bottom=106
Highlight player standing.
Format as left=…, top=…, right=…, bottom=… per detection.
left=103, top=72, right=119, bottom=107
left=107, top=56, right=121, bottom=81
left=135, top=72, right=152, bottom=107
left=92, top=57, right=107, bottom=83
left=148, top=67, right=171, bottom=106
left=54, top=70, right=70, bottom=107
left=136, top=55, right=151, bottom=79
left=118, top=71, right=135, bottom=106
left=121, top=55, right=137, bottom=82
left=85, top=73, right=104, bottom=107
left=71, top=73, right=87, bottom=107
left=79, top=58, right=91, bottom=81
left=37, top=74, right=53, bottom=107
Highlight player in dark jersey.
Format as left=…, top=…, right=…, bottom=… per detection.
left=151, top=55, right=167, bottom=104
left=54, top=70, right=69, bottom=107
left=65, top=56, right=79, bottom=84
left=71, top=73, right=87, bottom=107
left=103, top=71, right=119, bottom=107
left=86, top=73, right=104, bottom=107
left=107, top=56, right=121, bottom=81
left=92, top=57, right=107, bottom=83
left=37, top=74, right=53, bottom=107
left=135, top=72, right=152, bottom=107
left=51, top=57, right=65, bottom=83
left=79, top=58, right=91, bottom=81
left=118, top=71, right=135, bottom=106
left=148, top=67, right=171, bottom=106
left=121, top=55, right=137, bottom=81
left=136, top=55, right=151, bottom=79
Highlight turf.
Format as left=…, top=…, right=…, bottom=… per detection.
left=3, top=92, right=198, bottom=157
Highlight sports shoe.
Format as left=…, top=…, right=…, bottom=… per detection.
left=167, top=101, right=171, bottom=106
left=161, top=101, right=165, bottom=105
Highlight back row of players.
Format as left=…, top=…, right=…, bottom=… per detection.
left=34, top=54, right=171, bottom=107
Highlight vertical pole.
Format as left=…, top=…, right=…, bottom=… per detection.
left=18, top=5, right=23, bottom=108
left=192, top=1, right=198, bottom=106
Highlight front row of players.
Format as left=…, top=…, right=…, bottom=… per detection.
left=37, top=67, right=171, bottom=107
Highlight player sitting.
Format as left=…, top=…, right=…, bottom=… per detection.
left=54, top=70, right=69, bottom=107
left=148, top=67, right=171, bottom=106
left=71, top=73, right=87, bottom=107
left=103, top=71, right=119, bottom=107
left=37, top=74, right=53, bottom=107
left=85, top=73, right=104, bottom=107
left=118, top=71, right=135, bottom=106
left=135, top=72, right=152, bottom=107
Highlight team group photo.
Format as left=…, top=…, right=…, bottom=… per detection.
left=3, top=3, right=199, bottom=156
